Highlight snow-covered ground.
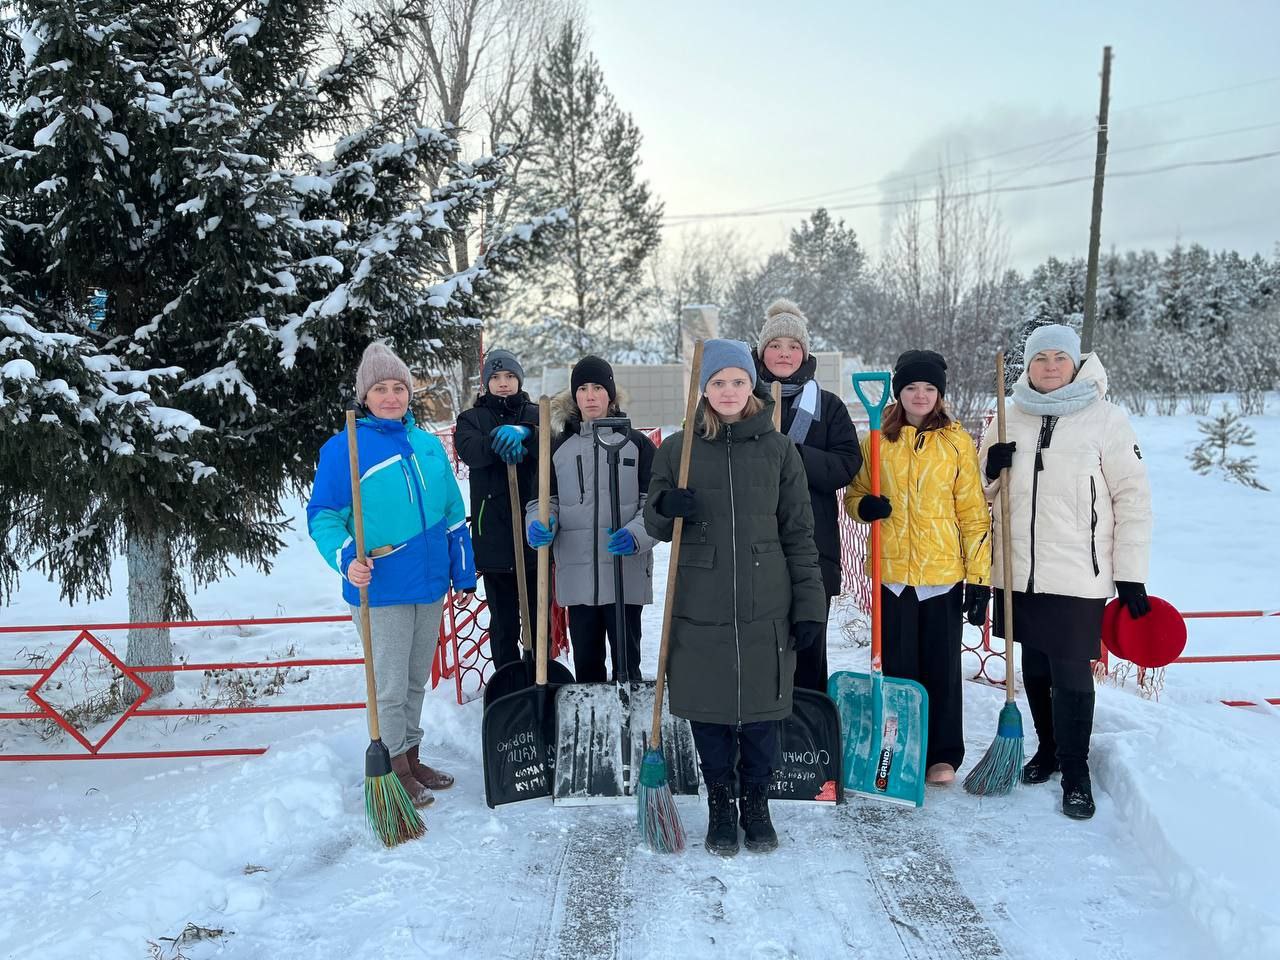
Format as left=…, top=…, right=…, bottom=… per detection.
left=2, top=406, right=1278, bottom=960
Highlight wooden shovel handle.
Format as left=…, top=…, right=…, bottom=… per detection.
left=995, top=352, right=1017, bottom=703
left=651, top=340, right=705, bottom=744
left=771, top=380, right=782, bottom=431
left=346, top=410, right=380, bottom=742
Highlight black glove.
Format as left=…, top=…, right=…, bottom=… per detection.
left=963, top=583, right=991, bottom=626
left=856, top=494, right=892, bottom=522
left=654, top=487, right=698, bottom=519
left=1115, top=581, right=1151, bottom=619
left=985, top=441, right=1016, bottom=481
left=791, top=620, right=825, bottom=652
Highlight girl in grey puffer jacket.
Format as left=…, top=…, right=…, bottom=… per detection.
left=525, top=356, right=657, bottom=682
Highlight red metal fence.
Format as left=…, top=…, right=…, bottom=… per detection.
left=3, top=426, right=1274, bottom=763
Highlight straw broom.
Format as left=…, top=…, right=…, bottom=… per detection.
left=963, top=352, right=1025, bottom=796
left=347, top=409, right=426, bottom=846
left=636, top=340, right=704, bottom=853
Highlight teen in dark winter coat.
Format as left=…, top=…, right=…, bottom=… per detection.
left=308, top=342, right=476, bottom=809
left=645, top=339, right=827, bottom=858
left=454, top=349, right=538, bottom=671
left=754, top=298, right=861, bottom=692
left=525, top=356, right=657, bottom=682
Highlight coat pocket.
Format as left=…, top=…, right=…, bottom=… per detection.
left=750, top=541, right=790, bottom=621
left=679, top=543, right=716, bottom=569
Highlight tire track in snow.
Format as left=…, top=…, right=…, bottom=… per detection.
left=843, top=802, right=1004, bottom=960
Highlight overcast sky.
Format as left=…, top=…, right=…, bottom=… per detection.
left=586, top=1, right=1280, bottom=269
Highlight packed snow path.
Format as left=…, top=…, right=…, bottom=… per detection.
left=0, top=680, right=1224, bottom=960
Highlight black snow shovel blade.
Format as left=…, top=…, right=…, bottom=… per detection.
left=552, top=682, right=628, bottom=803
left=483, top=656, right=576, bottom=710
left=628, top=683, right=701, bottom=796
left=482, top=682, right=565, bottom=807
left=553, top=681, right=703, bottom=803
left=770, top=689, right=844, bottom=803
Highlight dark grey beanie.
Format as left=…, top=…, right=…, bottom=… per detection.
left=482, top=348, right=524, bottom=389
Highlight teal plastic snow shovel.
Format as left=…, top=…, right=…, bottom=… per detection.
left=828, top=372, right=929, bottom=808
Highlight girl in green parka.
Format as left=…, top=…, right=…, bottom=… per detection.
left=644, top=338, right=827, bottom=857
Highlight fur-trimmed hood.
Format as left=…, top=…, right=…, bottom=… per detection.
left=550, top=386, right=631, bottom=436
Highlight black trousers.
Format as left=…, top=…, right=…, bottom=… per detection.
left=482, top=565, right=538, bottom=671
left=1020, top=645, right=1095, bottom=692
left=566, top=603, right=643, bottom=683
left=880, top=584, right=965, bottom=770
left=690, top=720, right=779, bottom=789
left=793, top=592, right=833, bottom=694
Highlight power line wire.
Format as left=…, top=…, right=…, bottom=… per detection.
left=662, top=148, right=1280, bottom=225
left=1114, top=74, right=1280, bottom=114
left=680, top=74, right=1280, bottom=221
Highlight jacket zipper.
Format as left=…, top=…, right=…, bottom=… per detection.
left=576, top=455, right=586, bottom=503
left=477, top=498, right=486, bottom=538
left=1026, top=416, right=1057, bottom=593
left=1089, top=476, right=1100, bottom=576
left=726, top=425, right=743, bottom=724
left=400, top=461, right=415, bottom=504
left=589, top=443, right=599, bottom=607
left=402, top=439, right=431, bottom=548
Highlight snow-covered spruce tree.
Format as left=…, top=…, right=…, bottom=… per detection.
left=509, top=21, right=662, bottom=362
left=0, top=0, right=564, bottom=692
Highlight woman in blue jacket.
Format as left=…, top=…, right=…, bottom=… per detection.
left=307, top=342, right=476, bottom=808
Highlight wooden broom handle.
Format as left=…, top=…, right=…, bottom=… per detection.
left=650, top=340, right=705, bottom=743
left=536, top=396, right=551, bottom=688
left=995, top=353, right=1017, bottom=703
left=346, top=410, right=381, bottom=741
left=771, top=380, right=782, bottom=430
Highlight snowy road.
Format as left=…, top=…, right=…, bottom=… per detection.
left=0, top=677, right=1225, bottom=960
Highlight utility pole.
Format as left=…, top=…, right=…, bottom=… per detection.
left=1081, top=45, right=1112, bottom=354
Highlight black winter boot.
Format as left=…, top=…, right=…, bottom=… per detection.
left=1021, top=675, right=1059, bottom=784
left=738, top=783, right=778, bottom=852
left=1053, top=688, right=1097, bottom=820
left=704, top=782, right=739, bottom=857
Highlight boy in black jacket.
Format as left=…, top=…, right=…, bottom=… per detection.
left=454, top=349, right=538, bottom=670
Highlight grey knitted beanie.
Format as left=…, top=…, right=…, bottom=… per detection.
left=355, top=341, right=412, bottom=401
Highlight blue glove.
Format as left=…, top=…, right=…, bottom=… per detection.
left=527, top=516, right=556, bottom=548
left=490, top=425, right=530, bottom=463
left=606, top=527, right=637, bottom=556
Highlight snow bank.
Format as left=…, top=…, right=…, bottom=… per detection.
left=1093, top=690, right=1280, bottom=958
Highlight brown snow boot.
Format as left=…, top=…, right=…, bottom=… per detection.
left=408, top=745, right=454, bottom=790
left=391, top=751, right=435, bottom=808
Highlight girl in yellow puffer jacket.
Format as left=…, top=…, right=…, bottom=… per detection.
left=844, top=350, right=992, bottom=785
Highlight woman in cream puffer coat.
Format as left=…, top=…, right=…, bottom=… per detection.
left=978, top=324, right=1152, bottom=822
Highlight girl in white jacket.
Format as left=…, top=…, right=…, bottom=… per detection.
left=978, top=324, right=1152, bottom=821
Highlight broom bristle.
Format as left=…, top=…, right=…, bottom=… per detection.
left=962, top=701, right=1026, bottom=797
left=365, top=772, right=426, bottom=847
left=637, top=749, right=686, bottom=853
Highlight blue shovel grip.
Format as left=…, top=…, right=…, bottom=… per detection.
left=852, top=372, right=892, bottom=430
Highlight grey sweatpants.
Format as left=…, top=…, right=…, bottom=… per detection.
left=350, top=600, right=446, bottom=758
